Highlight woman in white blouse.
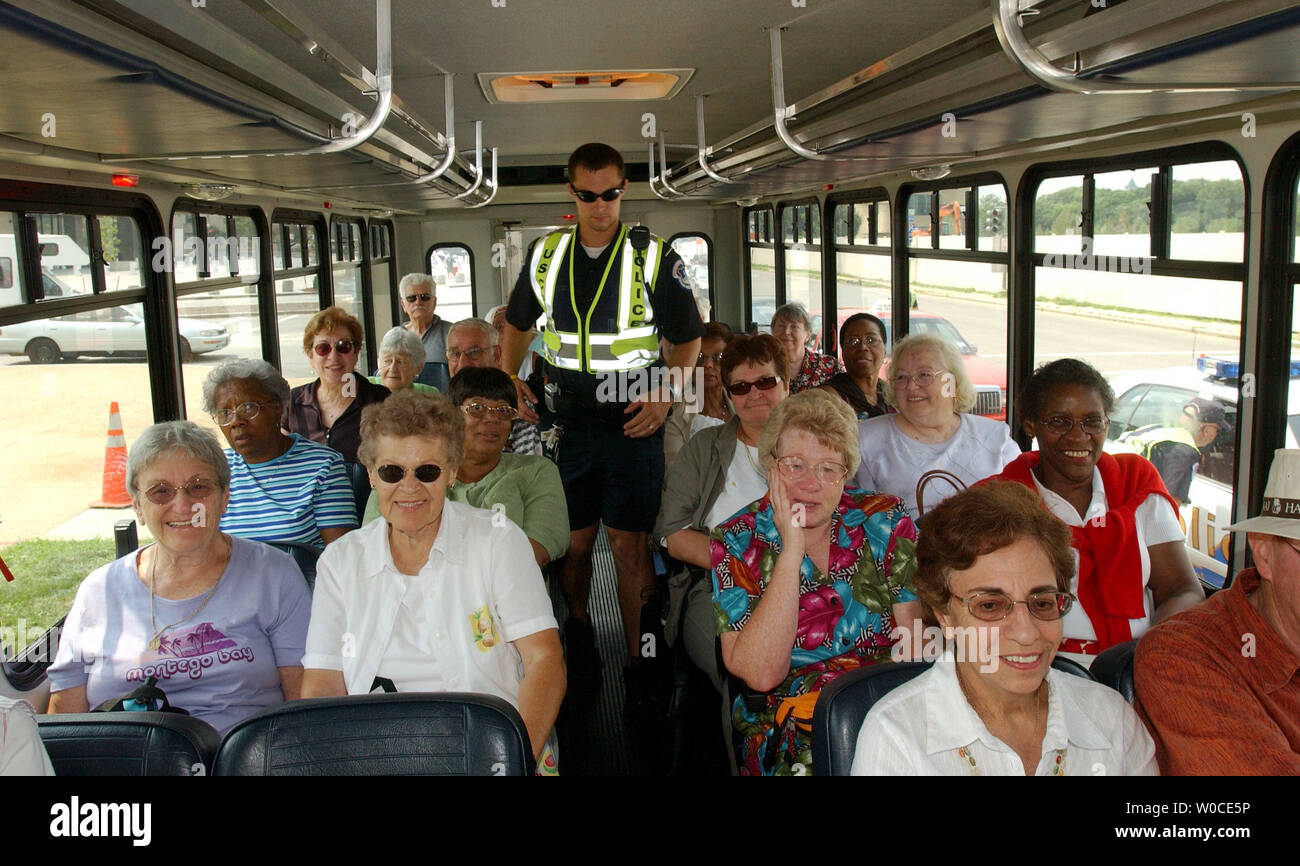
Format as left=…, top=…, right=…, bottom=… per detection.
left=300, top=390, right=565, bottom=773
left=855, top=333, right=1019, bottom=520
left=851, top=482, right=1157, bottom=776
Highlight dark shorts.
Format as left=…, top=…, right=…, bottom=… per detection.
left=549, top=421, right=664, bottom=533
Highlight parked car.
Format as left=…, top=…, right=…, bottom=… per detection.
left=0, top=303, right=229, bottom=363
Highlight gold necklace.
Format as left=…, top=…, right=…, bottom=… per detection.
left=146, top=538, right=226, bottom=651
left=955, top=672, right=1063, bottom=775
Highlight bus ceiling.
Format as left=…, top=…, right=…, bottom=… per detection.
left=0, top=0, right=1297, bottom=211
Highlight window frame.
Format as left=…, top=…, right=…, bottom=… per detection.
left=425, top=241, right=478, bottom=319
left=667, top=230, right=715, bottom=321
left=825, top=188, right=891, bottom=356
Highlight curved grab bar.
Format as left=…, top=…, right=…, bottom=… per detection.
left=658, top=130, right=699, bottom=198
left=992, top=0, right=1300, bottom=94
left=647, top=141, right=675, bottom=200
left=467, top=148, right=499, bottom=208
left=696, top=96, right=738, bottom=183
left=454, top=121, right=484, bottom=199
left=411, top=74, right=457, bottom=182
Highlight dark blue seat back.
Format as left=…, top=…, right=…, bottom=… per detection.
left=37, top=712, right=220, bottom=776
left=343, top=461, right=370, bottom=524
left=267, top=541, right=322, bottom=592
left=213, top=693, right=534, bottom=776
left=1090, top=639, right=1138, bottom=703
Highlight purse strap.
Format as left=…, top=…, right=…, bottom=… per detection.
left=92, top=675, right=189, bottom=715
left=914, top=469, right=966, bottom=517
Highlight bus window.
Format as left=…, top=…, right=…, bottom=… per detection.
left=1170, top=161, right=1245, bottom=262
left=668, top=233, right=712, bottom=321
left=1092, top=167, right=1156, bottom=259
left=272, top=218, right=324, bottom=384
left=780, top=201, right=822, bottom=342
left=745, top=206, right=775, bottom=331
left=0, top=210, right=20, bottom=305
left=906, top=193, right=932, bottom=249
left=428, top=243, right=475, bottom=322
left=33, top=213, right=93, bottom=296
left=1035, top=175, right=1085, bottom=256
left=831, top=195, right=891, bottom=348
left=370, top=222, right=397, bottom=335
left=979, top=185, right=1007, bottom=254
left=332, top=219, right=372, bottom=376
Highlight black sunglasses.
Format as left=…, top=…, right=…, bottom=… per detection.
left=571, top=185, right=624, bottom=203
left=725, top=375, right=782, bottom=396
left=375, top=464, right=442, bottom=484
left=312, top=339, right=355, bottom=357
left=404, top=292, right=432, bottom=303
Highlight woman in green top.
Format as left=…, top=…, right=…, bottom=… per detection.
left=368, top=327, right=440, bottom=394
left=364, top=366, right=568, bottom=567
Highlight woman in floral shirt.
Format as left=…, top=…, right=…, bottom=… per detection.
left=711, top=389, right=922, bottom=775
left=771, top=302, right=843, bottom=393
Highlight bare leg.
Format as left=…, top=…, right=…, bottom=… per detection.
left=561, top=523, right=599, bottom=622
left=606, top=527, right=655, bottom=659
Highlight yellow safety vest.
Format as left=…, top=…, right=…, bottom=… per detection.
left=528, top=224, right=663, bottom=373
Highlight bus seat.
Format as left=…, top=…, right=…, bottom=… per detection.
left=266, top=541, right=321, bottom=592
left=811, top=658, right=1095, bottom=776
left=36, top=712, right=220, bottom=776
left=1089, top=639, right=1137, bottom=703
left=212, top=693, right=535, bottom=776
left=342, top=461, right=370, bottom=524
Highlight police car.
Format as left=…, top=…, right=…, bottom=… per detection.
left=1105, top=355, right=1300, bottom=589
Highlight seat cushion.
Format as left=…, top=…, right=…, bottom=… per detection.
left=37, top=712, right=220, bottom=776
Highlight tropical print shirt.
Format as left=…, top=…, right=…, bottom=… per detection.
left=789, top=349, right=843, bottom=394
left=710, top=487, right=917, bottom=775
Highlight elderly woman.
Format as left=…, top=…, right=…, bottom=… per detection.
left=399, top=273, right=454, bottom=391
left=657, top=333, right=789, bottom=690
left=770, top=302, right=842, bottom=394
left=821, top=312, right=893, bottom=421
left=46, top=422, right=311, bottom=735
left=367, top=326, right=439, bottom=394
left=284, top=306, right=390, bottom=464
left=204, top=359, right=356, bottom=546
left=301, top=390, right=565, bottom=772
left=851, top=482, right=1158, bottom=775
left=985, top=358, right=1204, bottom=661
left=663, top=321, right=733, bottom=470
left=711, top=389, right=922, bottom=775
left=855, top=332, right=1019, bottom=520
left=361, top=367, right=569, bottom=568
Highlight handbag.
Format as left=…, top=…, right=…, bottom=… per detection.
left=92, top=675, right=189, bottom=715
left=914, top=469, right=966, bottom=517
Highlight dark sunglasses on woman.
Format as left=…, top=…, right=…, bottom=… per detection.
left=725, top=375, right=782, bottom=396
left=375, top=463, right=443, bottom=484
left=312, top=339, right=355, bottom=357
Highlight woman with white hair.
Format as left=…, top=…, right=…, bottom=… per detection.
left=399, top=273, right=454, bottom=391
left=47, top=421, right=311, bottom=734
left=855, top=333, right=1020, bottom=520
left=204, top=359, right=357, bottom=546
left=368, top=326, right=439, bottom=394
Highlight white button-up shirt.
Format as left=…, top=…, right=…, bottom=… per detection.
left=850, top=651, right=1158, bottom=776
left=303, top=500, right=558, bottom=709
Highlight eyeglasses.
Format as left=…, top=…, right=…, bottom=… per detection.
left=404, top=292, right=433, bottom=303
left=446, top=346, right=489, bottom=362
left=772, top=455, right=849, bottom=486
left=143, top=476, right=219, bottom=505
left=211, top=400, right=276, bottom=427
left=461, top=401, right=518, bottom=421
left=1039, top=415, right=1107, bottom=437
left=697, top=351, right=724, bottom=365
left=375, top=464, right=443, bottom=484
left=892, top=370, right=943, bottom=390
left=843, top=335, right=883, bottom=350
left=571, top=185, right=625, bottom=203
left=951, top=590, right=1076, bottom=622
left=312, top=339, right=355, bottom=357
left=725, top=375, right=782, bottom=396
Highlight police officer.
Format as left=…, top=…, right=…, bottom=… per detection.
left=1122, top=396, right=1229, bottom=502
left=499, top=143, right=704, bottom=715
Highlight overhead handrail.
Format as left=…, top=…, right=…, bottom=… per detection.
left=410, top=74, right=457, bottom=182
left=696, top=95, right=738, bottom=183
left=647, top=141, right=674, bottom=201
left=102, top=0, right=394, bottom=160
left=993, top=0, right=1300, bottom=94
left=467, top=148, right=499, bottom=208
left=658, top=130, right=702, bottom=198
left=454, top=121, right=485, bottom=199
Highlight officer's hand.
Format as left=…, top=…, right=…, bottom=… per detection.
left=624, top=393, right=671, bottom=438
left=512, top=377, right=540, bottom=424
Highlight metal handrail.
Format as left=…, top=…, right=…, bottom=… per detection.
left=647, top=141, right=675, bottom=200
left=993, top=0, right=1300, bottom=94
left=454, top=121, right=485, bottom=199
left=467, top=148, right=499, bottom=208
left=696, top=95, right=738, bottom=184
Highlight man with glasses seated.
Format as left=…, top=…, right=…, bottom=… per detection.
left=448, top=317, right=539, bottom=456
left=851, top=482, right=1157, bottom=776
left=498, top=142, right=704, bottom=716
left=399, top=273, right=454, bottom=392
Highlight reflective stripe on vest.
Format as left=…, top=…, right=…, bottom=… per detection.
left=529, top=226, right=663, bottom=372
left=1121, top=425, right=1197, bottom=458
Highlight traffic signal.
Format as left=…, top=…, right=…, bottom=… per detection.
left=985, top=208, right=1002, bottom=235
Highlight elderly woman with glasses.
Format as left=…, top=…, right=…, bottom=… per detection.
left=361, top=367, right=569, bottom=568
left=855, top=332, right=1019, bottom=520
left=367, top=327, right=439, bottom=395
left=983, top=359, right=1203, bottom=664
left=711, top=389, right=922, bottom=775
left=284, top=306, right=390, bottom=464
left=302, top=390, right=565, bottom=772
left=203, top=359, right=356, bottom=547
left=851, top=482, right=1157, bottom=776
left=663, top=321, right=733, bottom=470
left=770, top=302, right=842, bottom=394
left=47, top=422, right=312, bottom=734
left=821, top=312, right=894, bottom=421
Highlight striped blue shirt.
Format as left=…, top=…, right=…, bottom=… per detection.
left=220, top=434, right=357, bottom=546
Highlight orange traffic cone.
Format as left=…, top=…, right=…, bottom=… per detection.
left=91, top=401, right=132, bottom=508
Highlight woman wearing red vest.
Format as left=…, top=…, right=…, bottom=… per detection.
left=984, top=359, right=1204, bottom=665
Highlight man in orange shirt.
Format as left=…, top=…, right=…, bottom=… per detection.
left=1134, top=448, right=1300, bottom=774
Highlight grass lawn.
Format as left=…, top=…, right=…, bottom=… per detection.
left=0, top=538, right=114, bottom=656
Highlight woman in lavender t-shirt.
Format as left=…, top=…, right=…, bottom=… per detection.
left=47, top=422, right=312, bottom=735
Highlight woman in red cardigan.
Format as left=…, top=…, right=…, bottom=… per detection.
left=985, top=359, right=1204, bottom=665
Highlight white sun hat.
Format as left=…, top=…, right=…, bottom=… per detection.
left=1225, top=448, right=1300, bottom=540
